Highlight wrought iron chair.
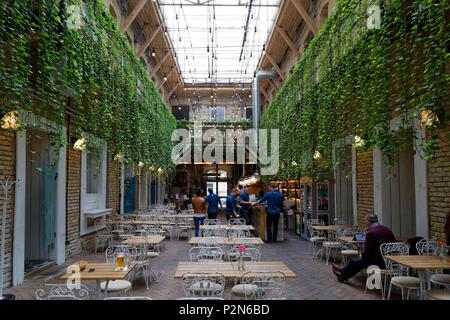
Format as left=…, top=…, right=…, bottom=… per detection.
left=181, top=272, right=225, bottom=298
left=102, top=245, right=138, bottom=298
left=94, top=219, right=113, bottom=253
left=229, top=218, right=247, bottom=225
left=204, top=219, right=221, bottom=225
left=306, top=219, right=326, bottom=258
left=35, top=284, right=91, bottom=300
left=380, top=242, right=421, bottom=300
left=229, top=229, right=251, bottom=238
left=228, top=246, right=261, bottom=262
left=202, top=228, right=227, bottom=238
left=231, top=271, right=286, bottom=300
left=189, top=246, right=224, bottom=262
left=417, top=240, right=450, bottom=289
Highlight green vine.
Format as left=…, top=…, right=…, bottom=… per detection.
left=0, top=0, right=176, bottom=178
left=261, top=0, right=448, bottom=179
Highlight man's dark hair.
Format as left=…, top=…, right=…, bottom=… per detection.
left=208, top=188, right=213, bottom=194
left=196, top=189, right=203, bottom=197
left=366, top=214, right=379, bottom=223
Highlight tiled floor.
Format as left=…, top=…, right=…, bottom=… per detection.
left=5, top=231, right=386, bottom=300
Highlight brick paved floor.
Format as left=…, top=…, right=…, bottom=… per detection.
left=5, top=229, right=392, bottom=300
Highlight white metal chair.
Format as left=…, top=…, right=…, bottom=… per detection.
left=424, top=289, right=450, bottom=300
left=231, top=271, right=286, bottom=300
left=229, top=218, right=247, bottom=225
left=94, top=220, right=113, bottom=253
left=104, top=296, right=153, bottom=300
left=228, top=246, right=261, bottom=262
left=306, top=219, right=326, bottom=259
left=202, top=228, right=227, bottom=238
left=102, top=245, right=138, bottom=298
left=204, top=219, right=221, bottom=225
left=181, top=272, right=225, bottom=298
left=229, top=228, right=251, bottom=238
left=417, top=240, right=450, bottom=289
left=177, top=216, right=194, bottom=240
left=189, top=246, right=224, bottom=262
left=381, top=242, right=421, bottom=300
left=321, top=229, right=342, bottom=265
left=35, top=284, right=91, bottom=300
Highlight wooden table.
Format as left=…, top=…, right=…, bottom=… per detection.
left=101, top=220, right=174, bottom=226
left=311, top=225, right=339, bottom=232
left=174, top=261, right=296, bottom=279
left=188, top=237, right=264, bottom=246
left=336, top=236, right=362, bottom=245
left=60, top=262, right=136, bottom=299
left=385, top=255, right=450, bottom=298
left=200, top=225, right=255, bottom=231
left=122, top=235, right=165, bottom=246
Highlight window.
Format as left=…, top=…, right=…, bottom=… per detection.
left=86, top=151, right=99, bottom=194
left=209, top=106, right=225, bottom=121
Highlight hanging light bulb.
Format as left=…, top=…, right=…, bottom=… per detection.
left=152, top=48, right=156, bottom=57
left=73, top=137, right=86, bottom=151
left=313, top=151, right=322, bottom=160
left=138, top=161, right=145, bottom=168
left=262, top=44, right=266, bottom=55
left=164, top=74, right=167, bottom=81
left=353, top=135, right=366, bottom=148
left=1, top=110, right=20, bottom=130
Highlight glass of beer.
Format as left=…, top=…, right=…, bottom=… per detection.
left=116, top=252, right=125, bottom=270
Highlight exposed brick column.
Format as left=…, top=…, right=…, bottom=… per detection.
left=0, top=129, right=16, bottom=288
left=356, top=150, right=374, bottom=226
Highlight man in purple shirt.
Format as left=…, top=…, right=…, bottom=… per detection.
left=332, top=214, right=396, bottom=282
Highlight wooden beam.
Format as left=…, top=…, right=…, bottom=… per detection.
left=137, top=25, right=162, bottom=58
left=157, top=65, right=177, bottom=90
left=260, top=88, right=269, bottom=101
left=121, top=0, right=147, bottom=33
left=276, top=25, right=301, bottom=58
left=166, top=82, right=181, bottom=101
left=265, top=53, right=285, bottom=80
left=151, top=51, right=171, bottom=78
left=288, top=0, right=319, bottom=34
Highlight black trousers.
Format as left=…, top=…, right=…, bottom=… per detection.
left=340, top=257, right=372, bottom=280
left=207, top=212, right=218, bottom=219
left=240, top=211, right=250, bottom=225
left=266, top=214, right=280, bottom=241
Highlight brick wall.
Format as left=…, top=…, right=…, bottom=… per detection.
left=0, top=129, right=15, bottom=288
left=107, top=152, right=120, bottom=214
left=356, top=150, right=374, bottom=226
left=65, top=126, right=82, bottom=258
left=428, top=113, right=450, bottom=241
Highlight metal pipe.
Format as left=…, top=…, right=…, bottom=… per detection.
left=252, top=69, right=275, bottom=151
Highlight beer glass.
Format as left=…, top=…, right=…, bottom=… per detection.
left=116, top=252, right=125, bottom=270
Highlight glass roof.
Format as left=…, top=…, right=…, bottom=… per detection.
left=159, top=0, right=280, bottom=85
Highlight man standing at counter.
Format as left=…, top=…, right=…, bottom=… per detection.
left=238, top=186, right=252, bottom=225
left=225, top=188, right=240, bottom=220
left=252, top=183, right=284, bottom=243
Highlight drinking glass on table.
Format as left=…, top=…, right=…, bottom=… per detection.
left=117, top=252, right=125, bottom=270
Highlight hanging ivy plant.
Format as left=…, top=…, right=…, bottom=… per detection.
left=261, top=0, right=448, bottom=180
left=0, top=0, right=177, bottom=179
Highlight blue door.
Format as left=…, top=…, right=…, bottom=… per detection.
left=124, top=176, right=136, bottom=213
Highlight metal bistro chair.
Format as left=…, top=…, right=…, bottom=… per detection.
left=228, top=246, right=261, bottom=262
left=229, top=218, right=247, bottom=225
left=94, top=219, right=113, bottom=253
left=321, top=229, right=342, bottom=265
left=202, top=228, right=227, bottom=238
left=177, top=216, right=194, bottom=240
left=381, top=242, right=421, bottom=300
left=306, top=219, right=326, bottom=259
left=181, top=272, right=226, bottom=298
left=102, top=245, right=138, bottom=298
left=35, top=284, right=91, bottom=300
left=231, top=271, right=286, bottom=300
left=228, top=228, right=251, bottom=238
left=204, top=219, right=221, bottom=226
left=416, top=240, right=450, bottom=289
left=339, top=229, right=359, bottom=266
left=189, top=246, right=224, bottom=262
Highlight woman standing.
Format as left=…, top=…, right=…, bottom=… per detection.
left=192, top=189, right=206, bottom=237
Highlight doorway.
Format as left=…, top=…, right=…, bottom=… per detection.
left=335, top=145, right=354, bottom=226
left=381, top=144, right=416, bottom=238
left=24, top=129, right=57, bottom=274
